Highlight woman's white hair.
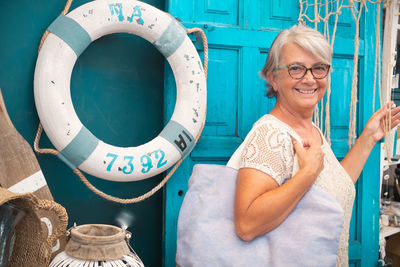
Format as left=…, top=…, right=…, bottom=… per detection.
left=260, top=24, right=332, bottom=98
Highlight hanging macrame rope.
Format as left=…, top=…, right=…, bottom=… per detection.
left=299, top=0, right=385, bottom=147
left=298, top=0, right=352, bottom=144
left=348, top=1, right=365, bottom=146
left=373, top=1, right=381, bottom=113
left=34, top=0, right=208, bottom=204
left=327, top=0, right=339, bottom=143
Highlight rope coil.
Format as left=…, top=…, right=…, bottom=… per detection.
left=34, top=0, right=208, bottom=204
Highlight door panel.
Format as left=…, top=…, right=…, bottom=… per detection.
left=328, top=2, right=357, bottom=39
left=194, top=0, right=240, bottom=25
left=267, top=1, right=300, bottom=26
left=330, top=57, right=354, bottom=158
left=203, top=48, right=239, bottom=136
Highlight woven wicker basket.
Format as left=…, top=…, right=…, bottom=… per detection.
left=0, top=187, right=68, bottom=267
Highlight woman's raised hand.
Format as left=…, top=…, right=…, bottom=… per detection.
left=292, top=139, right=324, bottom=179
left=362, top=102, right=400, bottom=144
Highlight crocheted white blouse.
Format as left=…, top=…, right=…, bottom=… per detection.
left=229, top=114, right=355, bottom=267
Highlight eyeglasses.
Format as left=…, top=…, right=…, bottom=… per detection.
left=276, top=63, right=330, bottom=80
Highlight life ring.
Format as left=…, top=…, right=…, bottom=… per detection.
left=34, top=0, right=206, bottom=181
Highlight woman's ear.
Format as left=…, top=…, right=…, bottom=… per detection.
left=266, top=71, right=278, bottom=93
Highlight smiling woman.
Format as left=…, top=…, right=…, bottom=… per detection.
left=260, top=24, right=332, bottom=99
left=267, top=43, right=328, bottom=117
left=232, top=24, right=400, bottom=267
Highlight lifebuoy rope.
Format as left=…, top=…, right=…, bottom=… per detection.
left=34, top=0, right=208, bottom=204
left=187, top=27, right=208, bottom=80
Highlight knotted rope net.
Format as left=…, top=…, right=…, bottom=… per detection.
left=298, top=0, right=389, bottom=151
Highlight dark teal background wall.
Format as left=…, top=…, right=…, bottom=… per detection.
left=0, top=0, right=166, bottom=266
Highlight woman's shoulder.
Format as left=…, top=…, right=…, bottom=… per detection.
left=227, top=114, right=295, bottom=170
left=252, top=114, right=297, bottom=139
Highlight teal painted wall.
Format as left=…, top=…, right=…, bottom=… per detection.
left=0, top=0, right=166, bottom=266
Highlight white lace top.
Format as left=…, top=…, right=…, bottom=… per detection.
left=229, top=114, right=355, bottom=267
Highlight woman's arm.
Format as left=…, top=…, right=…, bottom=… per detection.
left=234, top=139, right=323, bottom=241
left=341, top=104, right=400, bottom=183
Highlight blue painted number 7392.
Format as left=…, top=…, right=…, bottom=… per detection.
left=105, top=150, right=167, bottom=174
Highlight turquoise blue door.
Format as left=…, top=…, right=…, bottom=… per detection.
left=165, top=1, right=380, bottom=266
left=0, top=0, right=166, bottom=266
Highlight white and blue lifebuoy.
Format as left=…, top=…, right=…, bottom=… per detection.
left=34, top=0, right=206, bottom=181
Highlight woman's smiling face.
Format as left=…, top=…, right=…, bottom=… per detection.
left=267, top=42, right=328, bottom=113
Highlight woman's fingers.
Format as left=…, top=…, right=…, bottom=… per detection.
left=371, top=103, right=400, bottom=130
left=375, top=102, right=395, bottom=121
left=391, top=106, right=400, bottom=126
left=292, top=138, right=324, bottom=177
left=379, top=105, right=400, bottom=129
left=292, top=139, right=304, bottom=153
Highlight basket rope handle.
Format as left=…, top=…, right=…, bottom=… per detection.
left=37, top=199, right=69, bottom=265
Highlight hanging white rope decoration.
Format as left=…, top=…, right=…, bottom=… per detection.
left=373, top=1, right=381, bottom=113
left=298, top=0, right=385, bottom=147
left=298, top=0, right=354, bottom=144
